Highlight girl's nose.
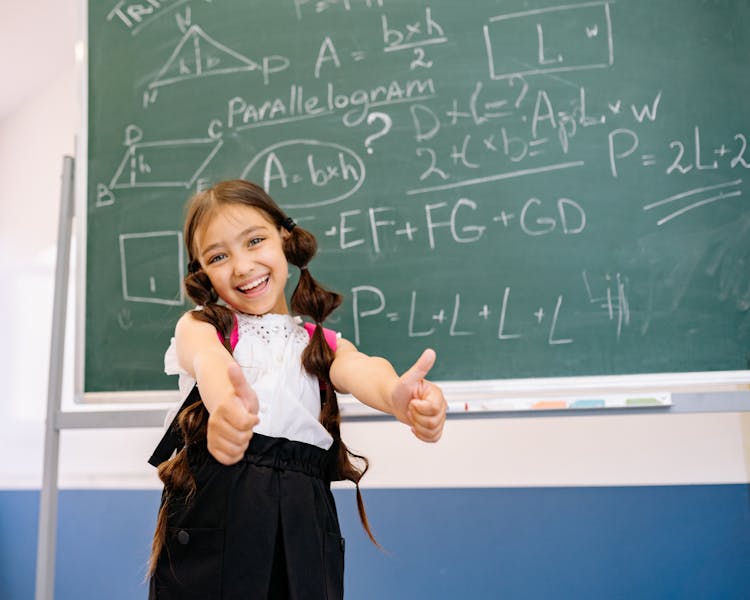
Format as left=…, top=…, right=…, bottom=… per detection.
left=232, top=255, right=254, bottom=277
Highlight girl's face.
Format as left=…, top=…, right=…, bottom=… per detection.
left=195, top=203, right=290, bottom=315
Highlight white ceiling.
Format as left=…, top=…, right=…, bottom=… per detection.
left=0, top=1, right=78, bottom=121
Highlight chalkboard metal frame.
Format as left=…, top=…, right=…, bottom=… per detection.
left=72, top=0, right=88, bottom=406
left=75, top=372, right=750, bottom=415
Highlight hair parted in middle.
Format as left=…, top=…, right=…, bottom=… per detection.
left=149, top=180, right=376, bottom=575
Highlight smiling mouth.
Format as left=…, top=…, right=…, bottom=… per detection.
left=237, top=275, right=269, bottom=294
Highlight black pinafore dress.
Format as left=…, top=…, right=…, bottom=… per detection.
left=148, top=387, right=345, bottom=600
left=148, top=318, right=345, bottom=599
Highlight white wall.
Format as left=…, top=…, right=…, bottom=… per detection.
left=0, top=7, right=748, bottom=492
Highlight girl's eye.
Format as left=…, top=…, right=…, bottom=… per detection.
left=207, top=253, right=226, bottom=264
left=248, top=237, right=264, bottom=247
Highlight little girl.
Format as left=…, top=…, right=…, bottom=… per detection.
left=147, top=179, right=446, bottom=599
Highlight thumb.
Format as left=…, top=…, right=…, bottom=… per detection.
left=399, top=349, right=437, bottom=388
left=228, top=362, right=259, bottom=414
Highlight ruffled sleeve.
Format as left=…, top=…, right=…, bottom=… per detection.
left=164, top=337, right=182, bottom=376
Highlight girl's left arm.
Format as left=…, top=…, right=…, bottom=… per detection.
left=329, top=338, right=447, bottom=442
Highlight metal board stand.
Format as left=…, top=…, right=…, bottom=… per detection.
left=34, top=156, right=166, bottom=599
left=35, top=156, right=75, bottom=600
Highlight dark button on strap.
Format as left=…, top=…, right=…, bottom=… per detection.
left=177, top=530, right=190, bottom=545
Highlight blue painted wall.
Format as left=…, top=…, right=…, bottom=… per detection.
left=2, top=485, right=749, bottom=599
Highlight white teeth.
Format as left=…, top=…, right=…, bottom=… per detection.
left=238, top=276, right=268, bottom=291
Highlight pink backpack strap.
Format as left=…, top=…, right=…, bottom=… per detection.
left=303, top=322, right=338, bottom=351
left=216, top=314, right=239, bottom=351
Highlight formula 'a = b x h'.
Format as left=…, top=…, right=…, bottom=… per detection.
left=643, top=179, right=743, bottom=226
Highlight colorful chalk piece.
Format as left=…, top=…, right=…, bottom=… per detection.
left=570, top=399, right=606, bottom=409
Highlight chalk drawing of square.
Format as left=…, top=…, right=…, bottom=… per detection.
left=120, top=231, right=184, bottom=305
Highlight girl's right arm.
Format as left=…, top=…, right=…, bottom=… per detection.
left=330, top=339, right=446, bottom=442
left=174, top=312, right=259, bottom=465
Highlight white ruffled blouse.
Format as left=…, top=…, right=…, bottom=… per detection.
left=164, top=312, right=334, bottom=450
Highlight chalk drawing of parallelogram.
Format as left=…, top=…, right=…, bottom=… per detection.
left=109, top=138, right=223, bottom=189
left=149, top=24, right=268, bottom=89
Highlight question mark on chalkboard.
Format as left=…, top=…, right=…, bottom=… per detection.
left=364, top=112, right=393, bottom=155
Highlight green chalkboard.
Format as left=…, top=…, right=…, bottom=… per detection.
left=84, top=0, right=750, bottom=393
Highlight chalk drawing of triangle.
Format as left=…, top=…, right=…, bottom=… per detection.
left=149, top=25, right=261, bottom=89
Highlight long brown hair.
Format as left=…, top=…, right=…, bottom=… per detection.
left=149, top=180, right=375, bottom=575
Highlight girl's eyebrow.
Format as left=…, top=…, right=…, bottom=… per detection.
left=200, top=225, right=268, bottom=258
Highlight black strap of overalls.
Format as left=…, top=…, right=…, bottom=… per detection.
left=148, top=385, right=201, bottom=467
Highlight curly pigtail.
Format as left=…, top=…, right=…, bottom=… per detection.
left=149, top=246, right=237, bottom=575
left=284, top=224, right=379, bottom=546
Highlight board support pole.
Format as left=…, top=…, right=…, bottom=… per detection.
left=35, top=155, right=75, bottom=600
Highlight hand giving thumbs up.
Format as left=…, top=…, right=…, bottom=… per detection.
left=391, top=349, right=447, bottom=443
left=207, top=363, right=260, bottom=465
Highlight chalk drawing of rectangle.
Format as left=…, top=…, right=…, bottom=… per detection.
left=120, top=231, right=185, bottom=305
left=484, top=2, right=614, bottom=80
